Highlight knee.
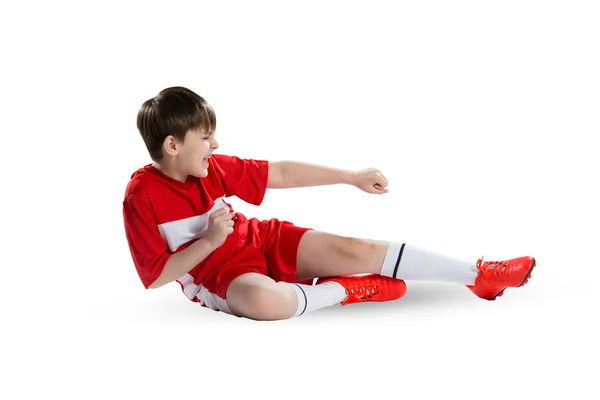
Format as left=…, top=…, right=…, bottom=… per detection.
left=227, top=278, right=296, bottom=321
left=243, top=284, right=296, bottom=320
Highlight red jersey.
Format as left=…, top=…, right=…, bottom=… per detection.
left=122, top=154, right=268, bottom=290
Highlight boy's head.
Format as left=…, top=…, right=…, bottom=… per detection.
left=137, top=86, right=219, bottom=179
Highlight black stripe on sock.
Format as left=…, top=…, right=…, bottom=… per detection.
left=392, top=243, right=406, bottom=279
left=292, top=283, right=308, bottom=316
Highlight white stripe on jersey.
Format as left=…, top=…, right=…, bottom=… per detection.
left=157, top=196, right=229, bottom=252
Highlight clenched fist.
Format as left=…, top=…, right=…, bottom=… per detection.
left=204, top=208, right=235, bottom=248
left=351, top=168, right=389, bottom=194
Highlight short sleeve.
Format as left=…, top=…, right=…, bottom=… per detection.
left=210, top=154, right=268, bottom=205
left=123, top=195, right=172, bottom=289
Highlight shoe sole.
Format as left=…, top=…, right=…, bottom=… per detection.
left=490, top=257, right=536, bottom=300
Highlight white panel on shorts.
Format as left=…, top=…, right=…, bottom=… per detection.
left=177, top=273, right=232, bottom=315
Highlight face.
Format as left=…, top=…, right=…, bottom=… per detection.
left=176, top=128, right=219, bottom=179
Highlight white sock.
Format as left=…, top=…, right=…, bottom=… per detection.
left=380, top=242, right=479, bottom=285
left=290, top=282, right=347, bottom=317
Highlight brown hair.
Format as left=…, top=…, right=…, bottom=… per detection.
left=136, top=86, right=216, bottom=161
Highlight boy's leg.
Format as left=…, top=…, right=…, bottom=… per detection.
left=295, top=230, right=478, bottom=284
left=217, top=221, right=405, bottom=320
left=225, top=272, right=348, bottom=320
left=226, top=272, right=407, bottom=319
left=295, top=230, right=536, bottom=300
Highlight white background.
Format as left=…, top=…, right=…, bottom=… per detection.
left=1, top=1, right=599, bottom=399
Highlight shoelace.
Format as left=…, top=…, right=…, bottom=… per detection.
left=346, top=282, right=381, bottom=301
left=476, top=256, right=509, bottom=278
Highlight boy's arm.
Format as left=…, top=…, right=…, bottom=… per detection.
left=267, top=161, right=354, bottom=188
left=267, top=161, right=389, bottom=194
left=124, top=195, right=218, bottom=289
left=149, top=238, right=218, bottom=289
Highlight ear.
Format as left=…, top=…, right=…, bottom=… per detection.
left=162, top=135, right=180, bottom=157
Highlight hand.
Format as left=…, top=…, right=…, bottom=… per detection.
left=351, top=168, right=389, bottom=194
left=204, top=208, right=235, bottom=248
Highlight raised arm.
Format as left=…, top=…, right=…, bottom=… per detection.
left=267, top=161, right=389, bottom=194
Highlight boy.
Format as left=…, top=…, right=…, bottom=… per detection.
left=123, top=86, right=536, bottom=321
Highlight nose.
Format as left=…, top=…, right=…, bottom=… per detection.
left=211, top=138, right=219, bottom=149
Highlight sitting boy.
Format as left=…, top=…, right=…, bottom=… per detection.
left=122, top=86, right=536, bottom=320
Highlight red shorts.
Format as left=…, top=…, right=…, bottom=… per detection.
left=178, top=217, right=312, bottom=313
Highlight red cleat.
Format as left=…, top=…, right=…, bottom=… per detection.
left=467, top=256, right=536, bottom=300
left=315, top=274, right=407, bottom=306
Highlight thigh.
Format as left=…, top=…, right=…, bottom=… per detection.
left=295, top=230, right=385, bottom=281
left=214, top=264, right=267, bottom=299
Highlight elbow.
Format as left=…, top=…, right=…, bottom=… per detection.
left=148, top=278, right=164, bottom=289
left=147, top=256, right=172, bottom=289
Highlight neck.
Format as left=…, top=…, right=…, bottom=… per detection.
left=152, top=161, right=188, bottom=183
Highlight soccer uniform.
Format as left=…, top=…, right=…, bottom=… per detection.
left=122, top=155, right=312, bottom=314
